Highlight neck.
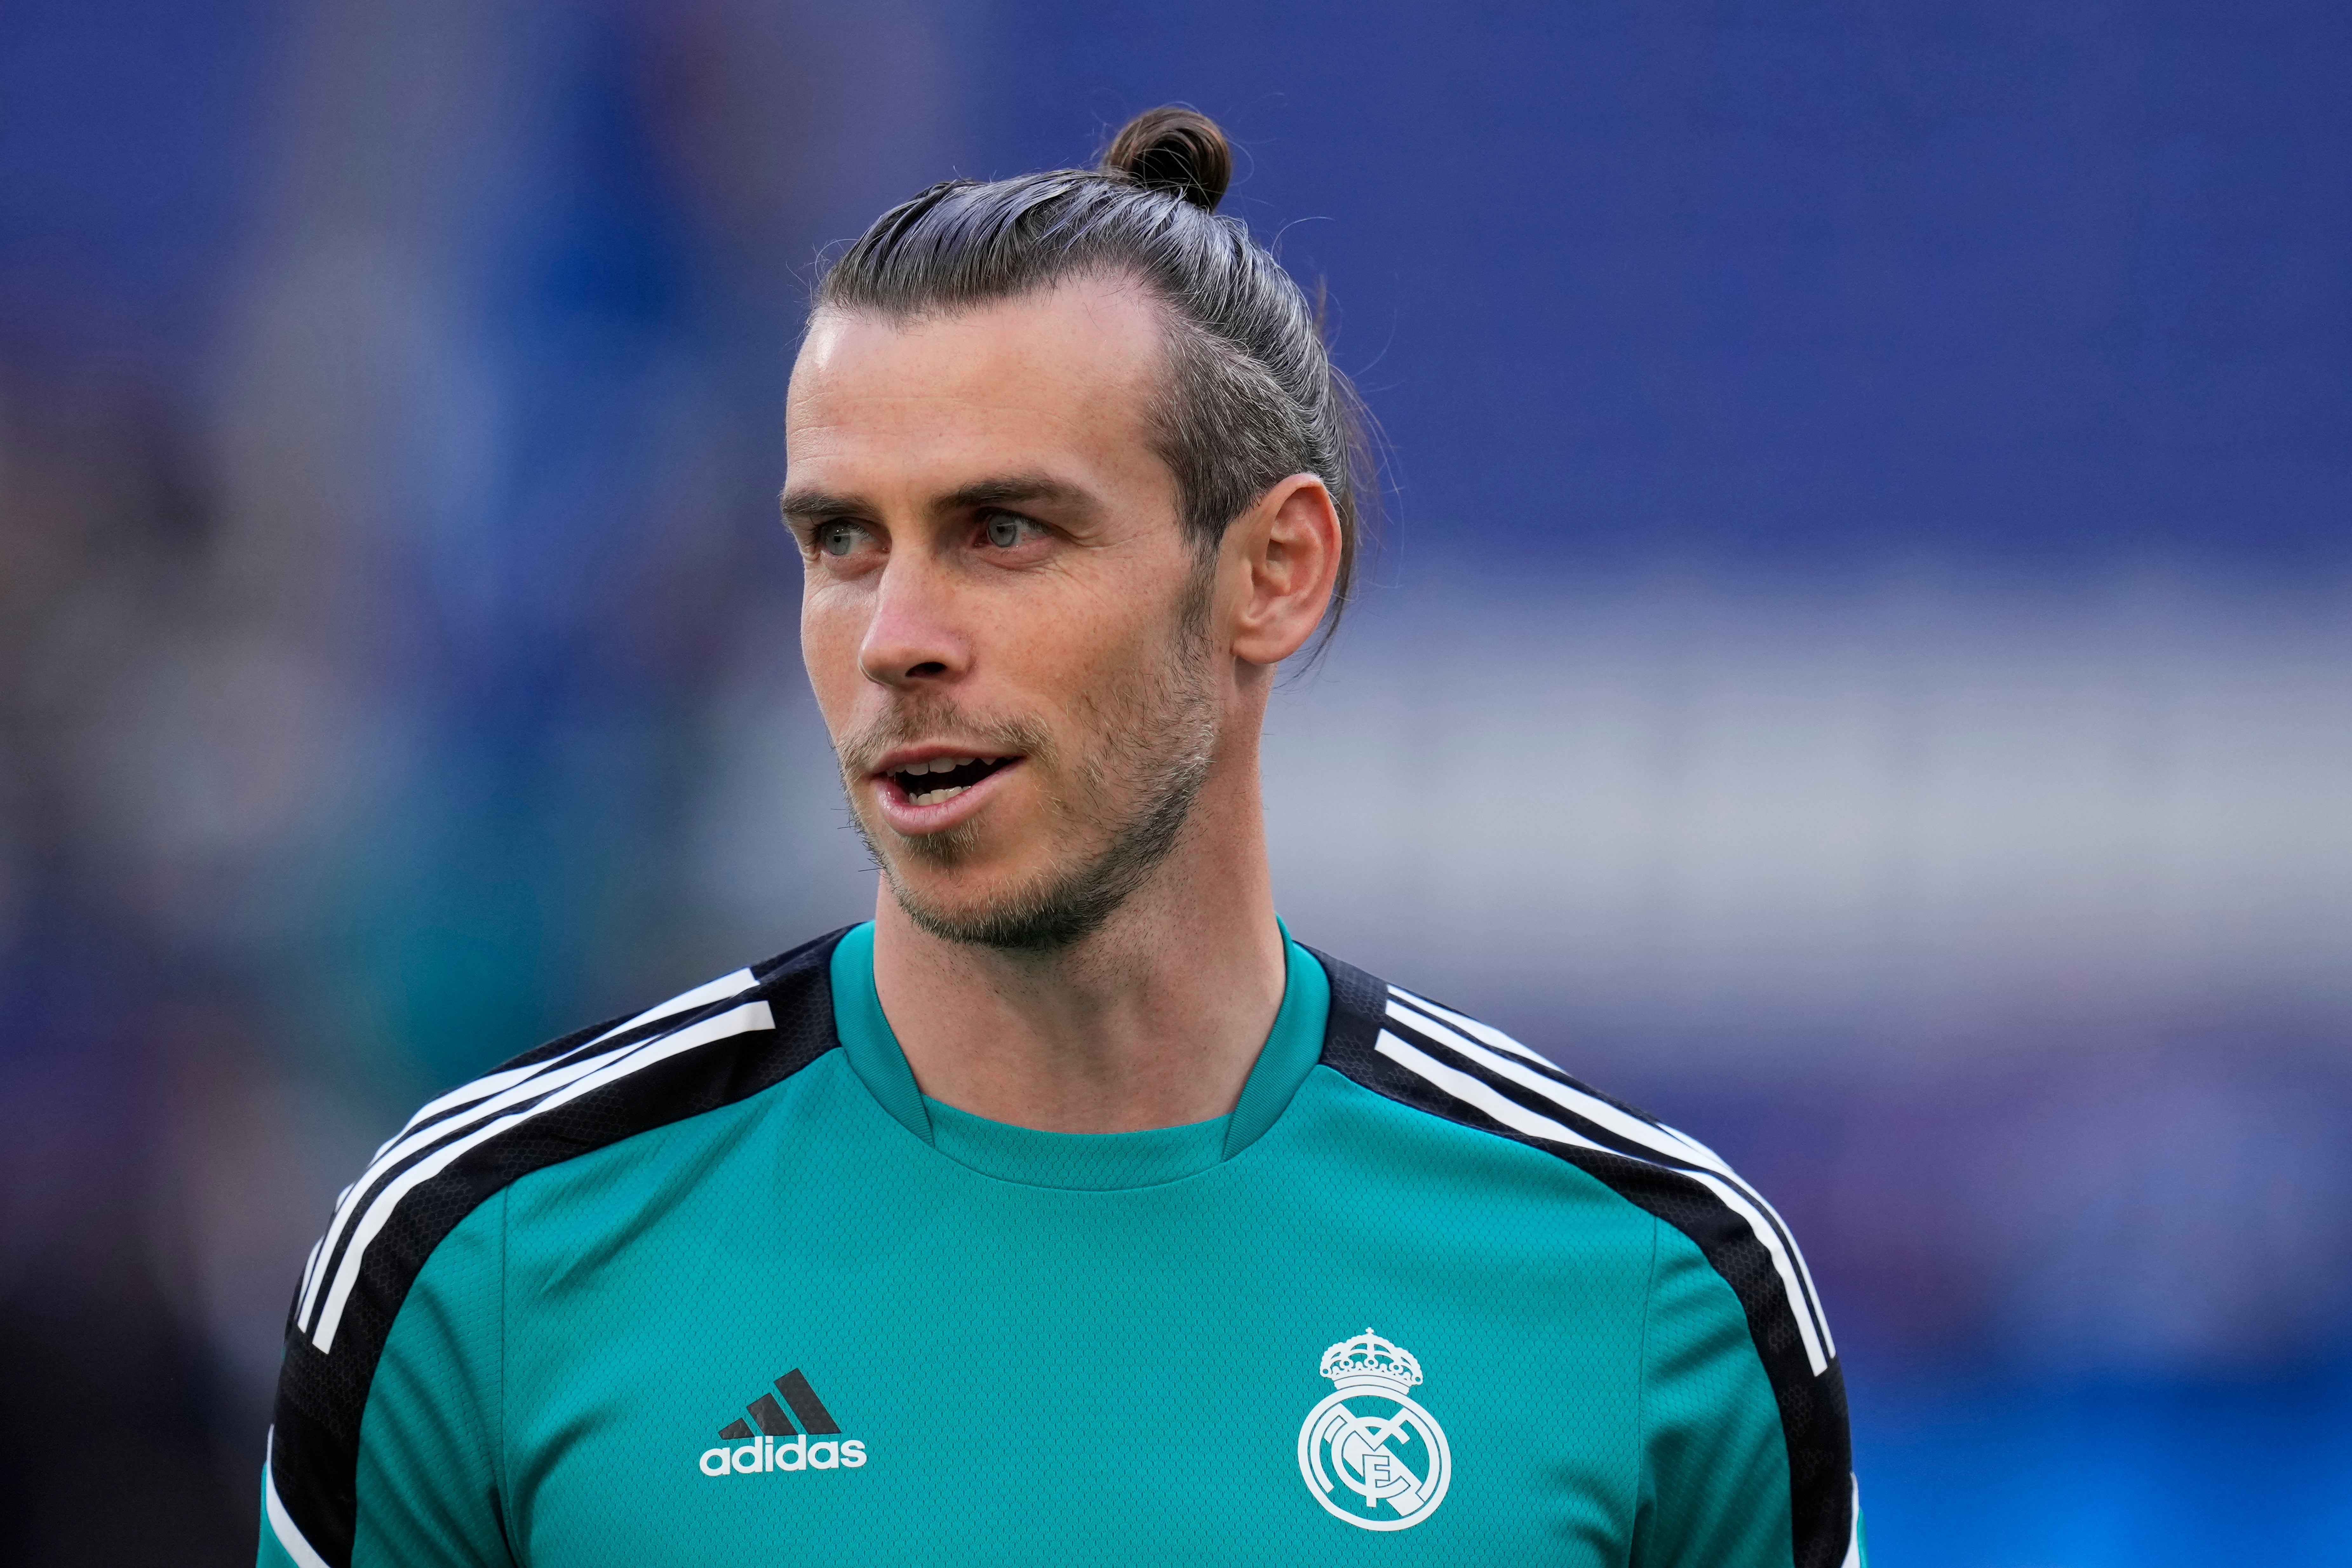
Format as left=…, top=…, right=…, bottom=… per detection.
left=867, top=761, right=1286, bottom=1134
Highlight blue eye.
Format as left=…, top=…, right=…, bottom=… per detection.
left=820, top=522, right=862, bottom=556
left=984, top=513, right=1036, bottom=549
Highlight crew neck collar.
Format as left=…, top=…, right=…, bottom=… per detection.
left=829, top=921, right=1329, bottom=1189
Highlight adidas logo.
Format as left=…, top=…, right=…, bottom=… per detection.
left=698, top=1368, right=867, bottom=1476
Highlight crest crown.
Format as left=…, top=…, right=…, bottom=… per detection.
left=1319, top=1328, right=1423, bottom=1393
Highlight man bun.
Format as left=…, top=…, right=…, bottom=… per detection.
left=1101, top=106, right=1232, bottom=212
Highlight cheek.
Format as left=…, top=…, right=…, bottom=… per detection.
left=1002, top=599, right=1136, bottom=706
left=1050, top=598, right=1193, bottom=729
left=799, top=583, right=866, bottom=715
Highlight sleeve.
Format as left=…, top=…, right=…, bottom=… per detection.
left=259, top=1190, right=515, bottom=1568
left=1634, top=1219, right=1863, bottom=1568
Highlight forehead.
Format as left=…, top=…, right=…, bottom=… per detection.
left=787, top=278, right=1170, bottom=500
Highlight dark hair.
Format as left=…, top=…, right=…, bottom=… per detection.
left=815, top=106, right=1368, bottom=640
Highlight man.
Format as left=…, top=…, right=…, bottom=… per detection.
left=262, top=107, right=1860, bottom=1567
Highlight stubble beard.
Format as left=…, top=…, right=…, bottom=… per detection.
left=835, top=586, right=1221, bottom=953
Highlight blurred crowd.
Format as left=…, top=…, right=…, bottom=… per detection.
left=2, top=2, right=2347, bottom=1562
left=0, top=3, right=928, bottom=1555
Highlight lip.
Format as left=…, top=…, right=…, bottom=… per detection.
left=868, top=749, right=1025, bottom=837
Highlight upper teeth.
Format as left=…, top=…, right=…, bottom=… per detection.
left=904, top=756, right=981, bottom=775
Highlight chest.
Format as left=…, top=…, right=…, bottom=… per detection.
left=497, top=1139, right=1654, bottom=1565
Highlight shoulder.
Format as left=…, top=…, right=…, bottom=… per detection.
left=1306, top=945, right=1834, bottom=1375
left=266, top=927, right=851, bottom=1568
left=289, top=928, right=846, bottom=1360
left=1306, top=946, right=1858, bottom=1568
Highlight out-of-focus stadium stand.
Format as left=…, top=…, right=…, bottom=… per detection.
left=2, top=2, right=2346, bottom=1562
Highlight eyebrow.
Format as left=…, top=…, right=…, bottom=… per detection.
left=938, top=474, right=1097, bottom=515
left=778, top=472, right=1099, bottom=528
left=778, top=487, right=863, bottom=526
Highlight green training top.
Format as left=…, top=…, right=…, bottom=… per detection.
left=261, top=926, right=1861, bottom=1566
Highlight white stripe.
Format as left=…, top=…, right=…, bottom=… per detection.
left=1383, top=994, right=1837, bottom=1363
left=1375, top=1027, right=1829, bottom=1377
left=403, top=967, right=755, bottom=1132
left=263, top=1434, right=333, bottom=1568
left=298, top=1031, right=644, bottom=1330
left=1388, top=984, right=1560, bottom=1068
left=294, top=1184, right=356, bottom=1317
left=580, top=966, right=758, bottom=1045
left=300, top=1033, right=654, bottom=1328
left=1677, top=1168, right=1830, bottom=1375
left=1375, top=1032, right=1608, bottom=1151
left=1385, top=999, right=1720, bottom=1168
left=1374, top=992, right=1778, bottom=1260
left=310, top=999, right=772, bottom=1353
left=294, top=1235, right=326, bottom=1322
left=297, top=972, right=758, bottom=1329
left=1381, top=997, right=1834, bottom=1358
left=1762, top=1192, right=1835, bottom=1360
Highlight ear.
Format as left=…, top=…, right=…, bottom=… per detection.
left=1222, top=473, right=1343, bottom=668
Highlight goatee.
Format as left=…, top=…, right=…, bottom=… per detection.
left=836, top=620, right=1219, bottom=952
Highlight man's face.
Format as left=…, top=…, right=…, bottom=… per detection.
left=783, top=279, right=1223, bottom=949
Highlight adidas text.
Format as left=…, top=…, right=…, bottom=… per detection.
left=698, top=1435, right=867, bottom=1476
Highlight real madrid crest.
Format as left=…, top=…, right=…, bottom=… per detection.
left=1296, top=1328, right=1451, bottom=1531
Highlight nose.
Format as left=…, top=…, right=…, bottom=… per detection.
left=857, top=557, right=969, bottom=689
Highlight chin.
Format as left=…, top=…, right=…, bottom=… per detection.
left=856, top=744, right=1205, bottom=954
left=882, top=849, right=1130, bottom=954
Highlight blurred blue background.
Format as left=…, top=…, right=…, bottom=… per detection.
left=3, top=1, right=2348, bottom=1561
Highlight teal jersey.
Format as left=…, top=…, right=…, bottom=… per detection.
left=263, top=927, right=1860, bottom=1566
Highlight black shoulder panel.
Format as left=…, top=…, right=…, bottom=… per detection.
left=1307, top=945, right=1855, bottom=1568
left=268, top=928, right=852, bottom=1568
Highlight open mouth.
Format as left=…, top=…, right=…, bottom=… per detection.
left=884, top=754, right=1017, bottom=808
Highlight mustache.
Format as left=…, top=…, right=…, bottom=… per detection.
left=834, top=698, right=1055, bottom=776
